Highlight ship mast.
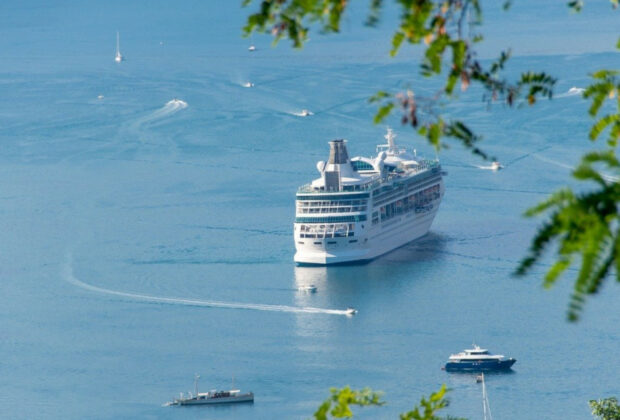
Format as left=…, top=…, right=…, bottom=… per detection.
left=385, top=128, right=396, bottom=152
left=194, top=374, right=200, bottom=396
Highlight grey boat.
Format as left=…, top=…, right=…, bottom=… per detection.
left=167, top=374, right=254, bottom=406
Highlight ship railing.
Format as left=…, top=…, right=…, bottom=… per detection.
left=297, top=180, right=380, bottom=194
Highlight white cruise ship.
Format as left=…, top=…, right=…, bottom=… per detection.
left=294, top=129, right=444, bottom=265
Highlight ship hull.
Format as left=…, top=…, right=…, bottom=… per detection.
left=175, top=394, right=254, bottom=405
left=445, top=359, right=516, bottom=372
left=294, top=192, right=442, bottom=265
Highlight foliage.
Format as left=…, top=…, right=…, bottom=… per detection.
left=312, top=386, right=384, bottom=419
left=242, top=0, right=555, bottom=158
left=590, top=397, right=620, bottom=420
left=516, top=48, right=620, bottom=321
left=312, top=385, right=463, bottom=419
left=243, top=0, right=620, bottom=321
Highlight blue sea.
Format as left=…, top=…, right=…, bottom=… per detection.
left=1, top=2, right=619, bottom=419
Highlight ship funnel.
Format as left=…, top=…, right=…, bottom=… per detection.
left=328, top=139, right=350, bottom=164
left=323, top=139, right=357, bottom=191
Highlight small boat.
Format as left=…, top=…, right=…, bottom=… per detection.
left=248, top=34, right=256, bottom=51
left=167, top=374, right=254, bottom=406
left=298, top=284, right=317, bottom=293
left=299, top=109, right=313, bottom=117
left=243, top=82, right=254, bottom=88
left=345, top=307, right=358, bottom=315
left=490, top=161, right=502, bottom=171
left=115, top=31, right=123, bottom=63
left=444, top=345, right=515, bottom=372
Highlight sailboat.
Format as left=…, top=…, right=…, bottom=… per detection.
left=115, top=31, right=123, bottom=63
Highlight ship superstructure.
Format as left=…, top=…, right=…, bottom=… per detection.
left=294, top=129, right=444, bottom=265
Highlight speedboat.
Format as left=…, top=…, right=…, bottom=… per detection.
left=243, top=82, right=254, bottom=88
left=345, top=307, right=358, bottom=315
left=490, top=161, right=502, bottom=171
left=115, top=31, right=123, bottom=63
left=299, top=109, right=313, bottom=117
left=167, top=374, right=254, bottom=406
left=444, top=345, right=516, bottom=372
left=298, top=284, right=317, bottom=293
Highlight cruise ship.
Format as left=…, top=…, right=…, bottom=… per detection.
left=294, top=129, right=444, bottom=265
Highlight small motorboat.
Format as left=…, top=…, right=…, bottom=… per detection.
left=445, top=345, right=516, bottom=372
left=243, top=82, right=254, bottom=88
left=115, top=31, right=123, bottom=63
left=248, top=45, right=256, bottom=52
left=298, top=284, right=317, bottom=293
left=345, top=307, right=358, bottom=316
left=167, top=374, right=254, bottom=406
left=299, top=109, right=313, bottom=117
left=490, top=161, right=502, bottom=171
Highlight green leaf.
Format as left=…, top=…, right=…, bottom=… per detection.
left=374, top=103, right=394, bottom=124
left=590, top=114, right=620, bottom=140
left=391, top=31, right=405, bottom=57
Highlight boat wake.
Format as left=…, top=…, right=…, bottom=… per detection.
left=62, top=257, right=352, bottom=316
left=556, top=87, right=585, bottom=98
left=533, top=154, right=619, bottom=182
left=132, top=99, right=188, bottom=128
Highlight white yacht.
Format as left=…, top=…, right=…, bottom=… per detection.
left=115, top=31, right=123, bottom=63
left=294, top=129, right=444, bottom=265
left=445, top=345, right=516, bottom=371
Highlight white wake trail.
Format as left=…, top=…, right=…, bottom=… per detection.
left=533, top=154, right=619, bottom=183
left=63, top=259, right=352, bottom=316
left=132, top=99, right=188, bottom=128
left=532, top=154, right=574, bottom=170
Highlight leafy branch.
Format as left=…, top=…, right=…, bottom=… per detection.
left=590, top=397, right=620, bottom=420
left=516, top=62, right=620, bottom=321
left=312, top=384, right=462, bottom=420
left=242, top=0, right=555, bottom=159
left=313, top=386, right=385, bottom=419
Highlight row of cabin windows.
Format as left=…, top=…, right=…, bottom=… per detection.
left=377, top=184, right=441, bottom=223
left=297, top=199, right=368, bottom=214
left=372, top=172, right=437, bottom=203
left=297, top=200, right=367, bottom=207
left=298, top=223, right=355, bottom=238
left=297, top=206, right=366, bottom=214
left=295, top=215, right=367, bottom=223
